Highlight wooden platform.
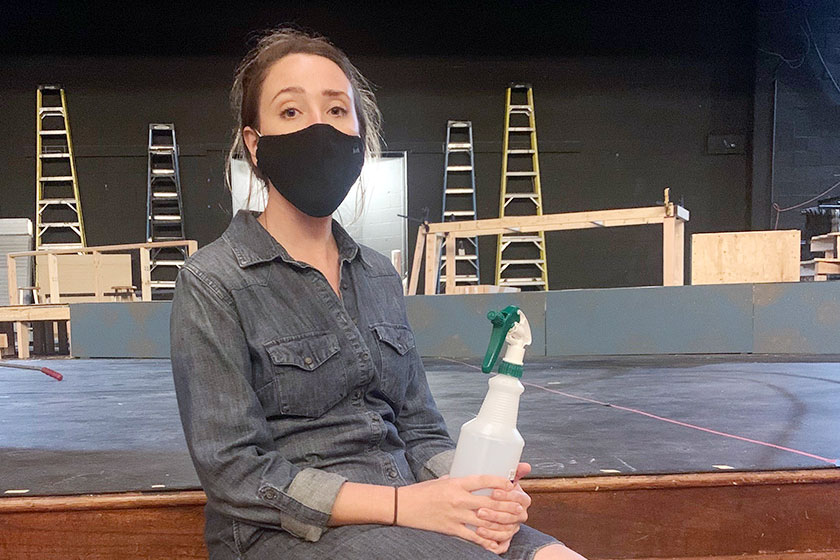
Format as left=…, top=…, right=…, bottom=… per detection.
left=1, top=470, right=839, bottom=559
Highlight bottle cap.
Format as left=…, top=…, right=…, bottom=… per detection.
left=498, top=360, right=523, bottom=378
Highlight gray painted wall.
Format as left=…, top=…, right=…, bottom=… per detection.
left=67, top=282, right=840, bottom=359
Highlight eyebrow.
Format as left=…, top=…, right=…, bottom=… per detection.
left=271, top=87, right=351, bottom=104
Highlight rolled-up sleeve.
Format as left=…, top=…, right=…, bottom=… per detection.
left=170, top=266, right=345, bottom=542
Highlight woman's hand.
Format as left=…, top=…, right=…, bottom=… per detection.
left=474, top=462, right=533, bottom=554
left=397, top=474, right=525, bottom=553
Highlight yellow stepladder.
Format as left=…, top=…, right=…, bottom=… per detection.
left=495, top=83, right=548, bottom=290
left=35, top=85, right=86, bottom=250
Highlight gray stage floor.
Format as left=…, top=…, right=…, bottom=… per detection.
left=1, top=355, right=839, bottom=497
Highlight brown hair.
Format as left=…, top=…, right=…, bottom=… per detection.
left=226, top=27, right=382, bottom=194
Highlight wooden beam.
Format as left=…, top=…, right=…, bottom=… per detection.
left=424, top=233, right=441, bottom=295
left=0, top=305, right=70, bottom=322
left=139, top=248, right=152, bottom=302
left=15, top=322, right=28, bottom=359
left=408, top=225, right=425, bottom=296
left=47, top=254, right=60, bottom=304
left=445, top=233, right=456, bottom=294
left=6, top=255, right=17, bottom=306
left=92, top=251, right=103, bottom=300
left=424, top=206, right=689, bottom=237
left=8, top=240, right=198, bottom=259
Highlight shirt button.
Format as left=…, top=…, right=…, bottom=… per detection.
left=341, top=282, right=348, bottom=290
left=261, top=487, right=279, bottom=500
left=281, top=404, right=289, bottom=413
left=388, top=469, right=398, bottom=478
left=362, top=352, right=370, bottom=361
left=303, top=356, right=313, bottom=366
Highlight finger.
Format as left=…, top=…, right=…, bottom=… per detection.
left=455, top=525, right=501, bottom=552
left=473, top=496, right=524, bottom=516
left=476, top=524, right=519, bottom=544
left=492, top=488, right=532, bottom=508
left=476, top=507, right=524, bottom=525
left=495, top=538, right=512, bottom=555
left=514, top=462, right=531, bottom=482
left=461, top=474, right=514, bottom=493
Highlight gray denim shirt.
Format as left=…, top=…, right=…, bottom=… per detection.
left=170, top=210, right=456, bottom=549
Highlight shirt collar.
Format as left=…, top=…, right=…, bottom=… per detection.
left=225, top=210, right=369, bottom=268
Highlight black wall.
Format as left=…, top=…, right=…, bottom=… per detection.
left=0, top=2, right=759, bottom=290
left=752, top=0, right=840, bottom=234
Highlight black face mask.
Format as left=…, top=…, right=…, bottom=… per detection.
left=255, top=123, right=364, bottom=218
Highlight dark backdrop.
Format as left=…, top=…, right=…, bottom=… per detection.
left=0, top=2, right=760, bottom=290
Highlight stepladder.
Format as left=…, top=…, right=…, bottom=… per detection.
left=495, top=83, right=549, bottom=290
left=437, top=120, right=480, bottom=292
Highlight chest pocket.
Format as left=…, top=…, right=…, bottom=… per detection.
left=371, top=323, right=416, bottom=407
left=258, top=332, right=346, bottom=418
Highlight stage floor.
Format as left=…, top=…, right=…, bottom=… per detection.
left=1, top=355, right=838, bottom=497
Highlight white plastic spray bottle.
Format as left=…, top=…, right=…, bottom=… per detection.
left=449, top=305, right=531, bottom=496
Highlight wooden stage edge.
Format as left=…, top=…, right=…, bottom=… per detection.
left=2, top=469, right=839, bottom=559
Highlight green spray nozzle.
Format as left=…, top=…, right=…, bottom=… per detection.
left=481, top=305, right=521, bottom=373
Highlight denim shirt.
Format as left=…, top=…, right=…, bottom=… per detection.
left=169, top=210, right=456, bottom=549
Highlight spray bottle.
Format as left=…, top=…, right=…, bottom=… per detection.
left=449, top=305, right=531, bottom=496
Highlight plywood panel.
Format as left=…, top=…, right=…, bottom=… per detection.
left=691, top=230, right=800, bottom=285
left=35, top=254, right=132, bottom=297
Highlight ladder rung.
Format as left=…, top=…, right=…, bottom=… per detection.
left=153, top=215, right=182, bottom=221
left=150, top=281, right=177, bottom=289
left=509, top=105, right=532, bottom=112
left=37, top=243, right=84, bottom=250
left=440, top=276, right=480, bottom=283
left=445, top=188, right=474, bottom=194
left=39, top=198, right=78, bottom=205
left=505, top=193, right=538, bottom=199
left=153, top=192, right=179, bottom=198
left=38, top=106, right=65, bottom=114
left=501, top=259, right=545, bottom=265
left=149, top=145, right=175, bottom=150
left=499, top=278, right=545, bottom=286
left=152, top=169, right=175, bottom=175
left=506, top=171, right=537, bottom=177
left=40, top=221, right=80, bottom=228
left=446, top=165, right=472, bottom=172
left=38, top=152, right=71, bottom=159
left=501, top=235, right=543, bottom=242
left=507, top=127, right=534, bottom=132
left=443, top=210, right=475, bottom=217
left=448, top=122, right=470, bottom=128
left=151, top=260, right=185, bottom=267
left=150, top=236, right=185, bottom=241
left=38, top=130, right=68, bottom=136
left=39, top=176, right=74, bottom=182
left=507, top=149, right=536, bottom=154
left=447, top=142, right=472, bottom=150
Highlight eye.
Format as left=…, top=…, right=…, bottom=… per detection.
left=280, top=107, right=299, bottom=118
left=328, top=106, right=348, bottom=117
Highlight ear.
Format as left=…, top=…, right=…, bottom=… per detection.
left=242, top=126, right=260, bottom=167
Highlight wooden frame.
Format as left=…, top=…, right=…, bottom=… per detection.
left=6, top=240, right=197, bottom=305
left=409, top=198, right=689, bottom=294
left=0, top=304, right=70, bottom=359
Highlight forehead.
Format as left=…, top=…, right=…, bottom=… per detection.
left=260, top=53, right=353, bottom=102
